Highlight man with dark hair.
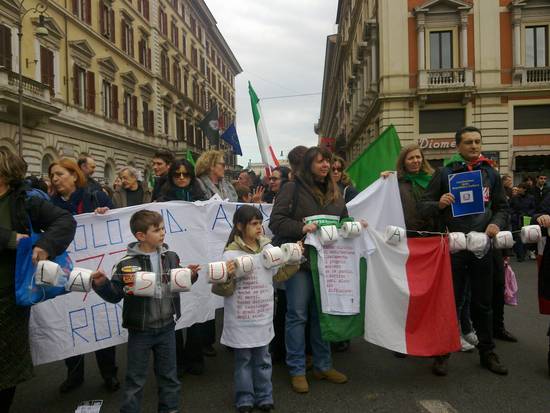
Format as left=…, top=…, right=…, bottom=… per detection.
left=151, top=149, right=176, bottom=201
left=532, top=175, right=549, bottom=208
left=287, top=146, right=308, bottom=178
left=420, top=126, right=509, bottom=376
left=78, top=154, right=102, bottom=193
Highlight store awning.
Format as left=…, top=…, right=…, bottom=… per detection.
left=512, top=150, right=550, bottom=171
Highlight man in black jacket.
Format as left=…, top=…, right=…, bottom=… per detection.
left=420, top=126, right=509, bottom=377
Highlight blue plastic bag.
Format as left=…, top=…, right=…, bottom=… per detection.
left=15, top=232, right=73, bottom=306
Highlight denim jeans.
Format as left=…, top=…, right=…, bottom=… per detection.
left=234, top=345, right=273, bottom=408
left=121, top=324, right=180, bottom=413
left=285, top=270, right=331, bottom=376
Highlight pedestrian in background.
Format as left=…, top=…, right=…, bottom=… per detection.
left=151, top=150, right=176, bottom=201
left=78, top=154, right=102, bottom=193
left=113, top=167, right=152, bottom=208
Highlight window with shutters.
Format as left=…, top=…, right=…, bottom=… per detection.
left=40, top=46, right=55, bottom=95
left=191, top=47, right=198, bottom=68
left=173, top=62, right=181, bottom=92
left=200, top=56, right=206, bottom=75
left=171, top=21, right=179, bottom=47
left=526, top=26, right=549, bottom=68
left=138, top=36, right=151, bottom=69
left=163, top=105, right=170, bottom=135
left=123, top=92, right=138, bottom=127
left=192, top=79, right=198, bottom=103
left=419, top=109, right=465, bottom=134
left=73, top=64, right=86, bottom=107
left=176, top=117, right=184, bottom=141
left=161, top=51, right=169, bottom=82
left=182, top=33, right=187, bottom=56
left=121, top=19, right=134, bottom=57
left=99, top=1, right=116, bottom=42
left=159, top=8, right=168, bottom=36
left=183, top=72, right=189, bottom=96
left=0, top=25, right=12, bottom=70
left=102, top=80, right=118, bottom=120
left=190, top=16, right=196, bottom=37
left=186, top=121, right=194, bottom=145
left=73, top=0, right=91, bottom=24
left=137, top=0, right=150, bottom=20
left=514, top=105, right=550, bottom=129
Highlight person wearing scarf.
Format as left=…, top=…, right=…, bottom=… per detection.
left=419, top=126, right=509, bottom=377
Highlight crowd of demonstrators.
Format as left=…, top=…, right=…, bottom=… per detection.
left=420, top=126, right=509, bottom=376
left=0, top=149, right=76, bottom=411
left=47, top=158, right=121, bottom=392
left=4, top=136, right=550, bottom=412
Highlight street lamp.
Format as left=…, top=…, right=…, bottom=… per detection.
left=17, top=1, right=49, bottom=157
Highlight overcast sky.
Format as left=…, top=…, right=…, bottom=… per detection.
left=205, top=0, right=338, bottom=166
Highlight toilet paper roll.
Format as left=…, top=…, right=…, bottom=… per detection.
left=234, top=255, right=255, bottom=278
left=384, top=225, right=405, bottom=246
left=494, top=231, right=514, bottom=249
left=341, top=221, right=362, bottom=238
left=261, top=247, right=285, bottom=269
left=35, top=260, right=63, bottom=286
left=521, top=225, right=542, bottom=244
left=319, top=225, right=339, bottom=245
left=66, top=267, right=93, bottom=292
left=466, top=232, right=489, bottom=254
left=448, top=232, right=467, bottom=253
left=170, top=268, right=193, bottom=292
left=208, top=261, right=228, bottom=284
left=134, top=271, right=157, bottom=297
left=281, top=243, right=302, bottom=265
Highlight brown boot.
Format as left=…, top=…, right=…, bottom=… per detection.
left=290, top=375, right=309, bottom=393
left=312, top=368, right=348, bottom=384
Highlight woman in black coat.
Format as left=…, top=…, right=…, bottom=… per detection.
left=0, top=148, right=76, bottom=411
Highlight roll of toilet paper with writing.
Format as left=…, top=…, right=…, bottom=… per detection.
left=384, top=225, right=405, bottom=246
left=261, top=247, right=284, bottom=269
left=35, top=260, right=62, bottom=286
left=133, top=271, right=156, bottom=297
left=494, top=231, right=514, bottom=249
left=234, top=255, right=255, bottom=278
left=319, top=225, right=339, bottom=245
left=66, top=267, right=93, bottom=292
left=170, top=268, right=192, bottom=292
left=448, top=232, right=467, bottom=253
left=281, top=243, right=302, bottom=265
left=208, top=261, right=228, bottom=284
left=520, top=225, right=542, bottom=244
left=341, top=221, right=362, bottom=238
left=466, top=232, right=489, bottom=253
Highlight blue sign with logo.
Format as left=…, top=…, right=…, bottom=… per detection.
left=448, top=170, right=485, bottom=217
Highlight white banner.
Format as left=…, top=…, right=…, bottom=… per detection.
left=29, top=199, right=273, bottom=365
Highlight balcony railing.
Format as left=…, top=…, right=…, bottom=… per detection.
left=418, top=68, right=474, bottom=90
left=526, top=67, right=550, bottom=84
left=0, top=67, right=51, bottom=101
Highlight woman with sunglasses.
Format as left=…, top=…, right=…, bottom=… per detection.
left=195, top=150, right=237, bottom=202
left=331, top=156, right=358, bottom=204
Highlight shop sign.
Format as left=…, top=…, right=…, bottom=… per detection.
left=418, top=137, right=456, bottom=151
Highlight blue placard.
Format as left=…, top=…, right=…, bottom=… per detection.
left=448, top=170, right=485, bottom=217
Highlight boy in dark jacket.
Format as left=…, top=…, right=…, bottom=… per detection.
left=91, top=210, right=199, bottom=413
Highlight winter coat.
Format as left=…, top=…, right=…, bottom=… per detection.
left=398, top=178, right=439, bottom=232
left=419, top=159, right=508, bottom=233
left=531, top=185, right=550, bottom=208
left=152, top=174, right=169, bottom=202
left=93, top=242, right=185, bottom=331
left=156, top=179, right=206, bottom=202
left=0, top=182, right=76, bottom=391
left=51, top=186, right=114, bottom=215
left=196, top=175, right=238, bottom=202
left=112, top=181, right=152, bottom=208
left=510, top=193, right=536, bottom=229
left=337, top=182, right=359, bottom=204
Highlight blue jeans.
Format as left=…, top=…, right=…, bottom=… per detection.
left=234, top=345, right=273, bottom=408
left=285, top=270, right=331, bottom=376
left=121, top=324, right=180, bottom=413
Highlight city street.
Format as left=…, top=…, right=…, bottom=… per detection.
left=11, top=259, right=550, bottom=413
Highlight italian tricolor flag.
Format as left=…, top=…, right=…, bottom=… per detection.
left=248, top=82, right=279, bottom=172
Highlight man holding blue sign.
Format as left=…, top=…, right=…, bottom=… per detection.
left=420, top=126, right=509, bottom=377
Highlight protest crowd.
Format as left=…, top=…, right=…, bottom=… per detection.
left=2, top=125, right=550, bottom=413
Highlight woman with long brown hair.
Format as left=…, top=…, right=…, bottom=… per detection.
left=270, top=146, right=348, bottom=394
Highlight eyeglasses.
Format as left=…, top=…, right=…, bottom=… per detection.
left=173, top=172, right=190, bottom=178
left=332, top=167, right=343, bottom=172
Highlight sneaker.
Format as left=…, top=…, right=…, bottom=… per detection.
left=480, top=352, right=508, bottom=375
left=529, top=251, right=537, bottom=260
left=460, top=336, right=475, bottom=352
left=463, top=331, right=479, bottom=346
left=312, top=368, right=348, bottom=384
left=290, top=375, right=309, bottom=393
left=432, top=356, right=448, bottom=376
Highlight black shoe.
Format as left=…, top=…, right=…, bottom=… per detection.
left=185, top=362, right=205, bottom=376
left=432, top=356, right=448, bottom=376
left=494, top=329, right=518, bottom=343
left=258, top=403, right=275, bottom=412
left=59, top=378, right=83, bottom=393
left=203, top=345, right=217, bottom=357
left=104, top=376, right=120, bottom=392
left=480, top=352, right=508, bottom=375
left=393, top=351, right=407, bottom=358
left=237, top=406, right=254, bottom=413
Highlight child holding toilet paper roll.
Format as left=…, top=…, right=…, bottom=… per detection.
left=90, top=210, right=200, bottom=413
left=212, top=205, right=301, bottom=412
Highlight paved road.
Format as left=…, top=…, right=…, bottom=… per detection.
left=10, top=259, right=550, bottom=413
